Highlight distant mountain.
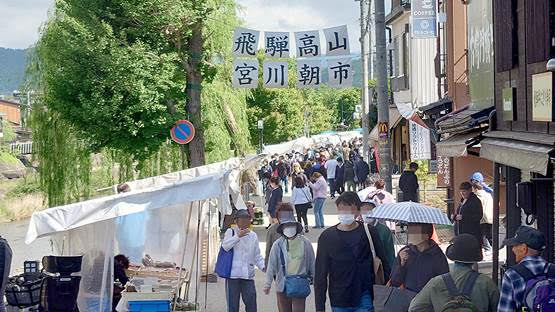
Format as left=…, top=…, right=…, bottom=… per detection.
left=0, top=48, right=28, bottom=95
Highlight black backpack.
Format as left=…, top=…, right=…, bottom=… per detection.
left=440, top=271, right=479, bottom=312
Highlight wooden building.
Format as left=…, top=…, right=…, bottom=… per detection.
left=479, top=0, right=555, bottom=272
left=0, top=99, right=21, bottom=125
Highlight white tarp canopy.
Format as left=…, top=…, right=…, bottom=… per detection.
left=25, top=169, right=232, bottom=311
left=26, top=171, right=230, bottom=244
left=262, top=131, right=363, bottom=156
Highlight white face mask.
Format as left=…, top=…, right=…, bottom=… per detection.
left=361, top=213, right=376, bottom=224
left=338, top=214, right=355, bottom=225
left=283, top=226, right=297, bottom=238
left=408, top=233, right=428, bottom=245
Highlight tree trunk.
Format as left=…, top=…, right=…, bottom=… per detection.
left=185, top=21, right=206, bottom=167
left=221, top=103, right=246, bottom=157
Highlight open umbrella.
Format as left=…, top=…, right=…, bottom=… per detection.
left=368, top=201, right=451, bottom=225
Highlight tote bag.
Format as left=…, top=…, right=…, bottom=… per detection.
left=214, top=229, right=234, bottom=278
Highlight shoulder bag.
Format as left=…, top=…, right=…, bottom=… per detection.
left=363, top=224, right=385, bottom=285
left=279, top=246, right=311, bottom=298
left=215, top=229, right=234, bottom=278
left=301, top=188, right=313, bottom=209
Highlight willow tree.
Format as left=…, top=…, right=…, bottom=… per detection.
left=35, top=0, right=241, bottom=165
left=30, top=0, right=251, bottom=206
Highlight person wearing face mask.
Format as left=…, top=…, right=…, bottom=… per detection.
left=263, top=206, right=315, bottom=312
left=360, top=200, right=395, bottom=274
left=314, top=192, right=375, bottom=312
left=390, top=223, right=449, bottom=293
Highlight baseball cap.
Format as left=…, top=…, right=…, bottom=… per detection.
left=503, top=225, right=546, bottom=251
left=470, top=172, right=484, bottom=183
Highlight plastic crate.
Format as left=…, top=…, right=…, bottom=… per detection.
left=129, top=300, right=171, bottom=312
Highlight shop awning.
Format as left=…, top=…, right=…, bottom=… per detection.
left=369, top=106, right=403, bottom=141
left=480, top=138, right=554, bottom=175
left=436, top=132, right=481, bottom=157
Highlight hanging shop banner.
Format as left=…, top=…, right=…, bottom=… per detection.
left=264, top=32, right=290, bottom=58
left=323, top=25, right=350, bottom=56
left=328, top=58, right=353, bottom=88
left=232, top=27, right=260, bottom=57
left=409, top=121, right=432, bottom=160
left=296, top=59, right=322, bottom=88
left=232, top=59, right=259, bottom=88
left=263, top=60, right=289, bottom=88
left=411, top=0, right=437, bottom=39
left=294, top=30, right=321, bottom=57
left=532, top=72, right=553, bottom=122
left=436, top=156, right=451, bottom=188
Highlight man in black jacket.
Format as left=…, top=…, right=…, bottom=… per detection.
left=315, top=192, right=374, bottom=312
left=399, top=162, right=420, bottom=202
left=453, top=182, right=483, bottom=246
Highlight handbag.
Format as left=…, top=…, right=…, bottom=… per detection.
left=373, top=283, right=417, bottom=312
left=363, top=224, right=385, bottom=285
left=301, top=188, right=313, bottom=209
left=279, top=247, right=311, bottom=298
left=214, top=229, right=234, bottom=278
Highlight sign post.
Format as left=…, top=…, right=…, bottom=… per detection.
left=411, top=0, right=438, bottom=39
left=170, top=120, right=196, bottom=145
left=257, top=120, right=264, bottom=153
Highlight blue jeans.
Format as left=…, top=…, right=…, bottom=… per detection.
left=226, top=278, right=257, bottom=312
left=332, top=291, right=373, bottom=312
left=281, top=176, right=289, bottom=192
left=314, top=197, right=325, bottom=228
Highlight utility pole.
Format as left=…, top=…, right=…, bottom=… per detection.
left=375, top=0, right=392, bottom=192
left=359, top=0, right=371, bottom=163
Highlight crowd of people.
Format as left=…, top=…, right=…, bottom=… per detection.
left=212, top=138, right=555, bottom=312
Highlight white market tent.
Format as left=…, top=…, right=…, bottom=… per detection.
left=25, top=156, right=261, bottom=311
left=262, top=130, right=362, bottom=156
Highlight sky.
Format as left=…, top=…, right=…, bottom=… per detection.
left=0, top=0, right=389, bottom=51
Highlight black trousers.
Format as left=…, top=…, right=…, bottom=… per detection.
left=295, top=203, right=311, bottom=227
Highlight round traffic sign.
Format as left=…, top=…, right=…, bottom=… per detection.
left=170, top=120, right=195, bottom=144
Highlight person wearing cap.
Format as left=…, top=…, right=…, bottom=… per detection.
left=408, top=234, right=499, bottom=311
left=266, top=203, right=296, bottom=269
left=470, top=172, right=493, bottom=194
left=360, top=200, right=395, bottom=273
left=498, top=226, right=550, bottom=312
left=390, top=223, right=449, bottom=292
left=263, top=203, right=315, bottom=312
left=472, top=179, right=494, bottom=254
left=314, top=192, right=375, bottom=312
left=222, top=209, right=265, bottom=312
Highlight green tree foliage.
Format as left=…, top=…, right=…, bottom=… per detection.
left=29, top=0, right=252, bottom=206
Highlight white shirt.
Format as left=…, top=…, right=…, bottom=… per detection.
left=222, top=227, right=265, bottom=279
left=475, top=189, right=493, bottom=224
left=325, top=159, right=338, bottom=178
left=291, top=186, right=312, bottom=205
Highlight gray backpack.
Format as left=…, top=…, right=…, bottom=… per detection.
left=440, top=271, right=479, bottom=312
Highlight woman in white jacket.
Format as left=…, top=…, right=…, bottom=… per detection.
left=291, top=176, right=313, bottom=233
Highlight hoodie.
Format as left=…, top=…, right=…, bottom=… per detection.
left=390, top=240, right=449, bottom=292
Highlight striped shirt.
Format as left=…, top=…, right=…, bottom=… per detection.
left=497, top=256, right=549, bottom=312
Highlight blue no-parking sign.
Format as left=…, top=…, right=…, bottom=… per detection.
left=170, top=120, right=195, bottom=144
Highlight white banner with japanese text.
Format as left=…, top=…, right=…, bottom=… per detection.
left=232, top=59, right=259, bottom=88
left=328, top=58, right=353, bottom=88
left=263, top=60, right=289, bottom=88
left=264, top=32, right=290, bottom=58
left=296, top=59, right=322, bottom=88
left=323, top=25, right=350, bottom=56
left=232, top=27, right=260, bottom=57
left=294, top=30, right=321, bottom=58
left=409, top=121, right=432, bottom=160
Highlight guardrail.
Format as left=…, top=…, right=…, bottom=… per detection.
left=9, top=142, right=33, bottom=155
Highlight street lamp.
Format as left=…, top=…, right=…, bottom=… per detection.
left=257, top=119, right=264, bottom=153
